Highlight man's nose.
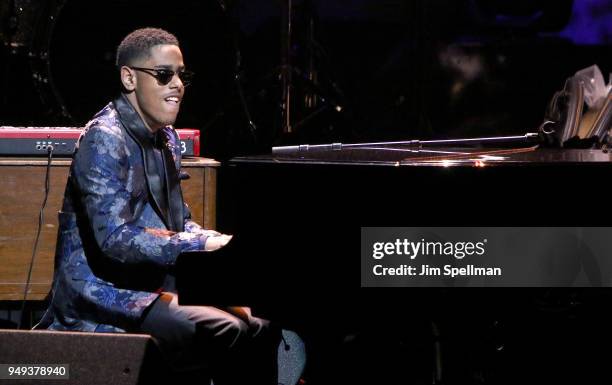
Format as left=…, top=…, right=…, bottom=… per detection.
left=169, top=73, right=183, bottom=89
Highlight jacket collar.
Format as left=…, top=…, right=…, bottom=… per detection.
left=113, top=94, right=183, bottom=231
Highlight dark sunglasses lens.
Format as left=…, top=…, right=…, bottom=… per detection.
left=155, top=70, right=174, bottom=85
left=178, top=71, right=194, bottom=86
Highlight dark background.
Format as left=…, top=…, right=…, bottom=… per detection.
left=1, top=0, right=611, bottom=158
left=2, top=1, right=612, bottom=384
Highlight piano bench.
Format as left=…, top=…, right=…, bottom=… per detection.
left=0, top=328, right=211, bottom=384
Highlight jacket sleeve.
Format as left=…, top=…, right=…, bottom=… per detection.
left=73, top=124, right=208, bottom=268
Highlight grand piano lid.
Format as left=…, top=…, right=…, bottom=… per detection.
left=231, top=146, right=612, bottom=167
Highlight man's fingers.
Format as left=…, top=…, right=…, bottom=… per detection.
left=204, top=234, right=233, bottom=251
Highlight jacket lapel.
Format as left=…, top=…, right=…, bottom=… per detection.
left=160, top=132, right=185, bottom=232
left=113, top=94, right=173, bottom=230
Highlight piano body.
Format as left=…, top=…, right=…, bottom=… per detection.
left=175, top=145, right=612, bottom=383
left=178, top=145, right=612, bottom=308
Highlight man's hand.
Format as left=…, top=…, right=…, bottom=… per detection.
left=202, top=229, right=222, bottom=237
left=204, top=233, right=233, bottom=251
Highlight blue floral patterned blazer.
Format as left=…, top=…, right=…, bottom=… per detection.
left=36, top=94, right=210, bottom=333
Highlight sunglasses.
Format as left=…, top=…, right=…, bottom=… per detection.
left=129, top=66, right=194, bottom=87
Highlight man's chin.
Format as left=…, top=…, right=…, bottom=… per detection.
left=160, top=116, right=178, bottom=128
left=169, top=112, right=179, bottom=124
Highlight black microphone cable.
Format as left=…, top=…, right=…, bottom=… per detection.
left=18, top=144, right=54, bottom=329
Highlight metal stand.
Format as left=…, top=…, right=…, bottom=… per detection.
left=272, top=133, right=541, bottom=153
left=215, top=0, right=258, bottom=144
left=277, top=0, right=345, bottom=137
left=280, top=0, right=293, bottom=134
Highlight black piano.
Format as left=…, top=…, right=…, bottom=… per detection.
left=176, top=145, right=612, bottom=384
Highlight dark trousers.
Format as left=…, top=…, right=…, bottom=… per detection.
left=140, top=293, right=279, bottom=385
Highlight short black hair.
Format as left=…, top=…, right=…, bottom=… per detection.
left=116, top=27, right=179, bottom=67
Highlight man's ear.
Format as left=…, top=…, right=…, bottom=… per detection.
left=120, top=66, right=136, bottom=91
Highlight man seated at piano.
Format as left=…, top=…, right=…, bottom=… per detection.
left=35, top=27, right=280, bottom=384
